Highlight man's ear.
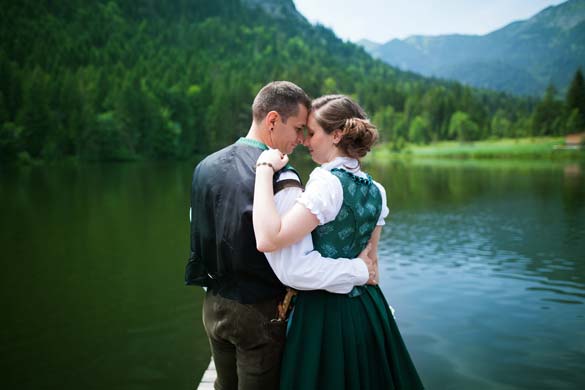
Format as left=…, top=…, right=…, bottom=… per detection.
left=266, top=111, right=280, bottom=130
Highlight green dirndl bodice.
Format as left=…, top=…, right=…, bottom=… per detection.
left=280, top=169, right=424, bottom=390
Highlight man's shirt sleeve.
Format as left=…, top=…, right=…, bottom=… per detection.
left=263, top=171, right=368, bottom=294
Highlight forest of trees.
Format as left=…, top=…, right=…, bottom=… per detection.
left=1, top=0, right=584, bottom=162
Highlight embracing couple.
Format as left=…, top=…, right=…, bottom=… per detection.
left=186, top=81, right=423, bottom=390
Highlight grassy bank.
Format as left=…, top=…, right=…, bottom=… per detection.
left=371, top=137, right=584, bottom=160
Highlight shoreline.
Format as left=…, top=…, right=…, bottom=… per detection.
left=370, top=137, right=585, bottom=161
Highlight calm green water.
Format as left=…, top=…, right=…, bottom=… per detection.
left=1, top=156, right=584, bottom=389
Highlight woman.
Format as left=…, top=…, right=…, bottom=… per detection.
left=253, top=95, right=424, bottom=389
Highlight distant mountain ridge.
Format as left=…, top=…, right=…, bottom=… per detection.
left=359, top=0, right=585, bottom=96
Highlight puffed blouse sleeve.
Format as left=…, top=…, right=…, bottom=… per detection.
left=374, top=180, right=390, bottom=226
left=296, top=167, right=343, bottom=225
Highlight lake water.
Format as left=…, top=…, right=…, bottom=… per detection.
left=1, top=155, right=584, bottom=389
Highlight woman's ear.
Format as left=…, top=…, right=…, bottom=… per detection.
left=332, top=129, right=342, bottom=144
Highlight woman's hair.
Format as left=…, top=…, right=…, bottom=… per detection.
left=312, top=95, right=378, bottom=160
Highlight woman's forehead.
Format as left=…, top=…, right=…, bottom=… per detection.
left=307, top=113, right=319, bottom=125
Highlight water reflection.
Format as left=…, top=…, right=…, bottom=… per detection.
left=0, top=162, right=209, bottom=389
left=291, top=154, right=585, bottom=388
left=2, top=156, right=585, bottom=389
left=360, top=158, right=585, bottom=389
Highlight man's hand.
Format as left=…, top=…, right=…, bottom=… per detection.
left=358, top=242, right=378, bottom=285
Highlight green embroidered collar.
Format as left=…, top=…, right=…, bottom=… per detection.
left=236, top=137, right=269, bottom=151
left=236, top=137, right=297, bottom=173
left=331, top=167, right=373, bottom=185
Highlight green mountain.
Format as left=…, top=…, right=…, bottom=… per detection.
left=0, top=0, right=563, bottom=161
left=361, top=0, right=585, bottom=96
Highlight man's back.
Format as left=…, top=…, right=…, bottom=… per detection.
left=187, top=81, right=313, bottom=390
left=188, top=141, right=286, bottom=304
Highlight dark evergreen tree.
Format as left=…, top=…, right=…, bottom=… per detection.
left=532, top=84, right=565, bottom=136
left=566, top=68, right=585, bottom=131
left=0, top=122, right=23, bottom=161
left=0, top=91, right=8, bottom=124
left=17, top=67, right=55, bottom=158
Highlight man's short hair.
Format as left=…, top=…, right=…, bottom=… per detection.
left=252, top=81, right=311, bottom=124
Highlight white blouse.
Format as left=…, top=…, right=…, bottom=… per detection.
left=194, top=168, right=370, bottom=294
left=264, top=170, right=369, bottom=294
left=297, top=157, right=390, bottom=226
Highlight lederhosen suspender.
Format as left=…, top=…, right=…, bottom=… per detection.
left=274, top=179, right=304, bottom=194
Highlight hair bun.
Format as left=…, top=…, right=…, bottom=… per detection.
left=344, top=118, right=363, bottom=131
left=338, top=118, right=378, bottom=159
left=311, top=95, right=377, bottom=160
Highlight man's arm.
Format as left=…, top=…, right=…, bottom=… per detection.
left=263, top=172, right=372, bottom=294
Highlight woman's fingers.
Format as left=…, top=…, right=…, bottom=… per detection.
left=257, top=149, right=288, bottom=171
left=280, top=153, right=289, bottom=168
left=365, top=241, right=372, bottom=255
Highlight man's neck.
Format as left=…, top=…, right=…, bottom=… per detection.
left=246, top=124, right=273, bottom=148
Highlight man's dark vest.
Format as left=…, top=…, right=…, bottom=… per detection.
left=185, top=138, right=300, bottom=304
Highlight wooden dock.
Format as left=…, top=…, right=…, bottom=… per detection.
left=196, top=358, right=216, bottom=390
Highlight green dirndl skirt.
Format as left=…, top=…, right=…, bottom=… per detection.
left=280, top=285, right=424, bottom=390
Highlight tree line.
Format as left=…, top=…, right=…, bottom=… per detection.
left=1, top=0, right=584, bottom=162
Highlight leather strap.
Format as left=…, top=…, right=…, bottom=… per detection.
left=274, top=179, right=304, bottom=194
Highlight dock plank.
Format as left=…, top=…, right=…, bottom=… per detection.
left=196, top=358, right=216, bottom=390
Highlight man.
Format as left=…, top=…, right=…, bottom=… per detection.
left=186, top=81, right=375, bottom=390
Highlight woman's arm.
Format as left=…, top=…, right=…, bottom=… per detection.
left=253, top=149, right=320, bottom=252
